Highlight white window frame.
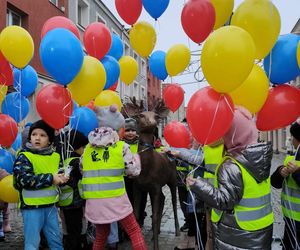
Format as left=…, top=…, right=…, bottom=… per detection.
left=141, top=59, right=146, bottom=77
left=96, top=12, right=106, bottom=24
left=77, top=0, right=90, bottom=28
left=133, top=81, right=139, bottom=97
left=6, top=9, right=21, bottom=26
left=140, top=86, right=146, bottom=101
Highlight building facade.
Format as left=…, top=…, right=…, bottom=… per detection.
left=68, top=0, right=147, bottom=104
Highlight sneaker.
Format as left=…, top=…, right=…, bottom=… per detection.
left=180, top=222, right=189, bottom=232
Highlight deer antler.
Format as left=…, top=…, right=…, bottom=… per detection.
left=154, top=99, right=169, bottom=118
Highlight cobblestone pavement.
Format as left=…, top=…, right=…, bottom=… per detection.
left=0, top=153, right=286, bottom=249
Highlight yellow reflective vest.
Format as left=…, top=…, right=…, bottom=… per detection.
left=129, top=143, right=138, bottom=154
left=211, top=156, right=274, bottom=231
left=82, top=141, right=126, bottom=199
left=21, top=151, right=60, bottom=206
left=58, top=157, right=83, bottom=207
left=203, top=144, right=224, bottom=185
left=281, top=155, right=300, bottom=222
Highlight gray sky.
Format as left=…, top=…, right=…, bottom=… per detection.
left=102, top=0, right=300, bottom=105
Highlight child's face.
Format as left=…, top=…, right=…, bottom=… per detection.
left=124, top=129, right=137, bottom=141
left=30, top=128, right=50, bottom=149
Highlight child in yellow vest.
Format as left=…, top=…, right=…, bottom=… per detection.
left=271, top=121, right=300, bottom=249
left=13, top=120, right=68, bottom=250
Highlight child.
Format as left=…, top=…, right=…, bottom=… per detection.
left=82, top=105, right=147, bottom=249
left=13, top=120, right=68, bottom=250
left=58, top=130, right=89, bottom=250
left=0, top=168, right=9, bottom=242
left=271, top=121, right=300, bottom=249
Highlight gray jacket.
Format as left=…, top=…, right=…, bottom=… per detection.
left=190, top=142, right=273, bottom=250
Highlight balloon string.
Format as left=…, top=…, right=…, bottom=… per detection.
left=203, top=94, right=221, bottom=145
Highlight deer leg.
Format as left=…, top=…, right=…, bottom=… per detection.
left=133, top=184, right=142, bottom=223
left=157, top=191, right=165, bottom=235
left=169, top=183, right=180, bottom=236
left=149, top=190, right=160, bottom=250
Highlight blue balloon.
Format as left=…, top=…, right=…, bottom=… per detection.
left=1, top=92, right=30, bottom=123
left=40, top=28, right=84, bottom=86
left=0, top=149, right=15, bottom=174
left=70, top=107, right=98, bottom=137
left=12, top=132, right=22, bottom=151
left=149, top=50, right=168, bottom=80
left=264, top=34, right=300, bottom=84
left=142, top=0, right=170, bottom=20
left=101, top=56, right=120, bottom=89
left=13, top=65, right=38, bottom=97
left=73, top=100, right=79, bottom=111
left=107, top=34, right=124, bottom=61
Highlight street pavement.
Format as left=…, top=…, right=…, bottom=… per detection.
left=0, top=153, right=286, bottom=249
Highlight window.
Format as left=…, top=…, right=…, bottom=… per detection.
left=77, top=0, right=89, bottom=28
left=6, top=9, right=21, bottom=26
left=141, top=59, right=146, bottom=77
left=49, top=0, right=58, bottom=6
left=124, top=43, right=130, bottom=56
left=96, top=13, right=106, bottom=24
left=133, top=82, right=139, bottom=97
left=141, top=86, right=146, bottom=101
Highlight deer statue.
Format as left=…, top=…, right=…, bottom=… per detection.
left=122, top=98, right=180, bottom=250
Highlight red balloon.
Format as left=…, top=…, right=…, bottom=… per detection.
left=36, top=84, right=73, bottom=129
left=109, top=81, right=118, bottom=91
left=163, top=84, right=185, bottom=112
left=41, top=16, right=80, bottom=40
left=84, top=22, right=112, bottom=60
left=0, top=114, right=18, bottom=147
left=164, top=121, right=191, bottom=148
left=256, top=85, right=300, bottom=131
left=115, top=0, right=142, bottom=25
left=181, top=0, right=215, bottom=44
left=0, top=52, right=13, bottom=86
left=86, top=100, right=95, bottom=110
left=187, top=87, right=234, bottom=145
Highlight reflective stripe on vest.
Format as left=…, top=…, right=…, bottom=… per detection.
left=281, top=156, right=300, bottom=221
left=21, top=152, right=60, bottom=206
left=211, top=156, right=274, bottom=231
left=82, top=141, right=126, bottom=199
left=203, top=144, right=224, bottom=185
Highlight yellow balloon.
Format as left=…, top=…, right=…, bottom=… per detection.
left=231, top=0, right=281, bottom=59
left=201, top=26, right=255, bottom=93
left=0, top=175, right=19, bottom=203
left=297, top=42, right=300, bottom=67
left=129, top=21, right=156, bottom=57
left=0, top=84, right=8, bottom=103
left=68, top=56, right=106, bottom=105
left=94, top=90, right=122, bottom=111
left=166, top=44, right=191, bottom=76
left=0, top=26, right=34, bottom=68
left=119, top=56, right=138, bottom=85
left=211, top=0, right=234, bottom=29
left=229, top=65, right=269, bottom=114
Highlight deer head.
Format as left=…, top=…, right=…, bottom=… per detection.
left=122, top=97, right=169, bottom=133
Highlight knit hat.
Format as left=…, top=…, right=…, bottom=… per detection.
left=290, top=121, right=300, bottom=142
left=68, top=130, right=88, bottom=150
left=125, top=118, right=137, bottom=131
left=94, top=104, right=125, bottom=131
left=223, top=106, right=258, bottom=153
left=28, top=120, right=55, bottom=143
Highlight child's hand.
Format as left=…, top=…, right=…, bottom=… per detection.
left=186, top=176, right=196, bottom=187
left=286, top=161, right=299, bottom=174
left=53, top=174, right=69, bottom=185
left=280, top=166, right=290, bottom=178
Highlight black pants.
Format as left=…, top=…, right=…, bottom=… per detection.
left=187, top=212, right=207, bottom=249
left=283, top=218, right=300, bottom=250
left=63, top=207, right=87, bottom=250
left=178, top=185, right=189, bottom=220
